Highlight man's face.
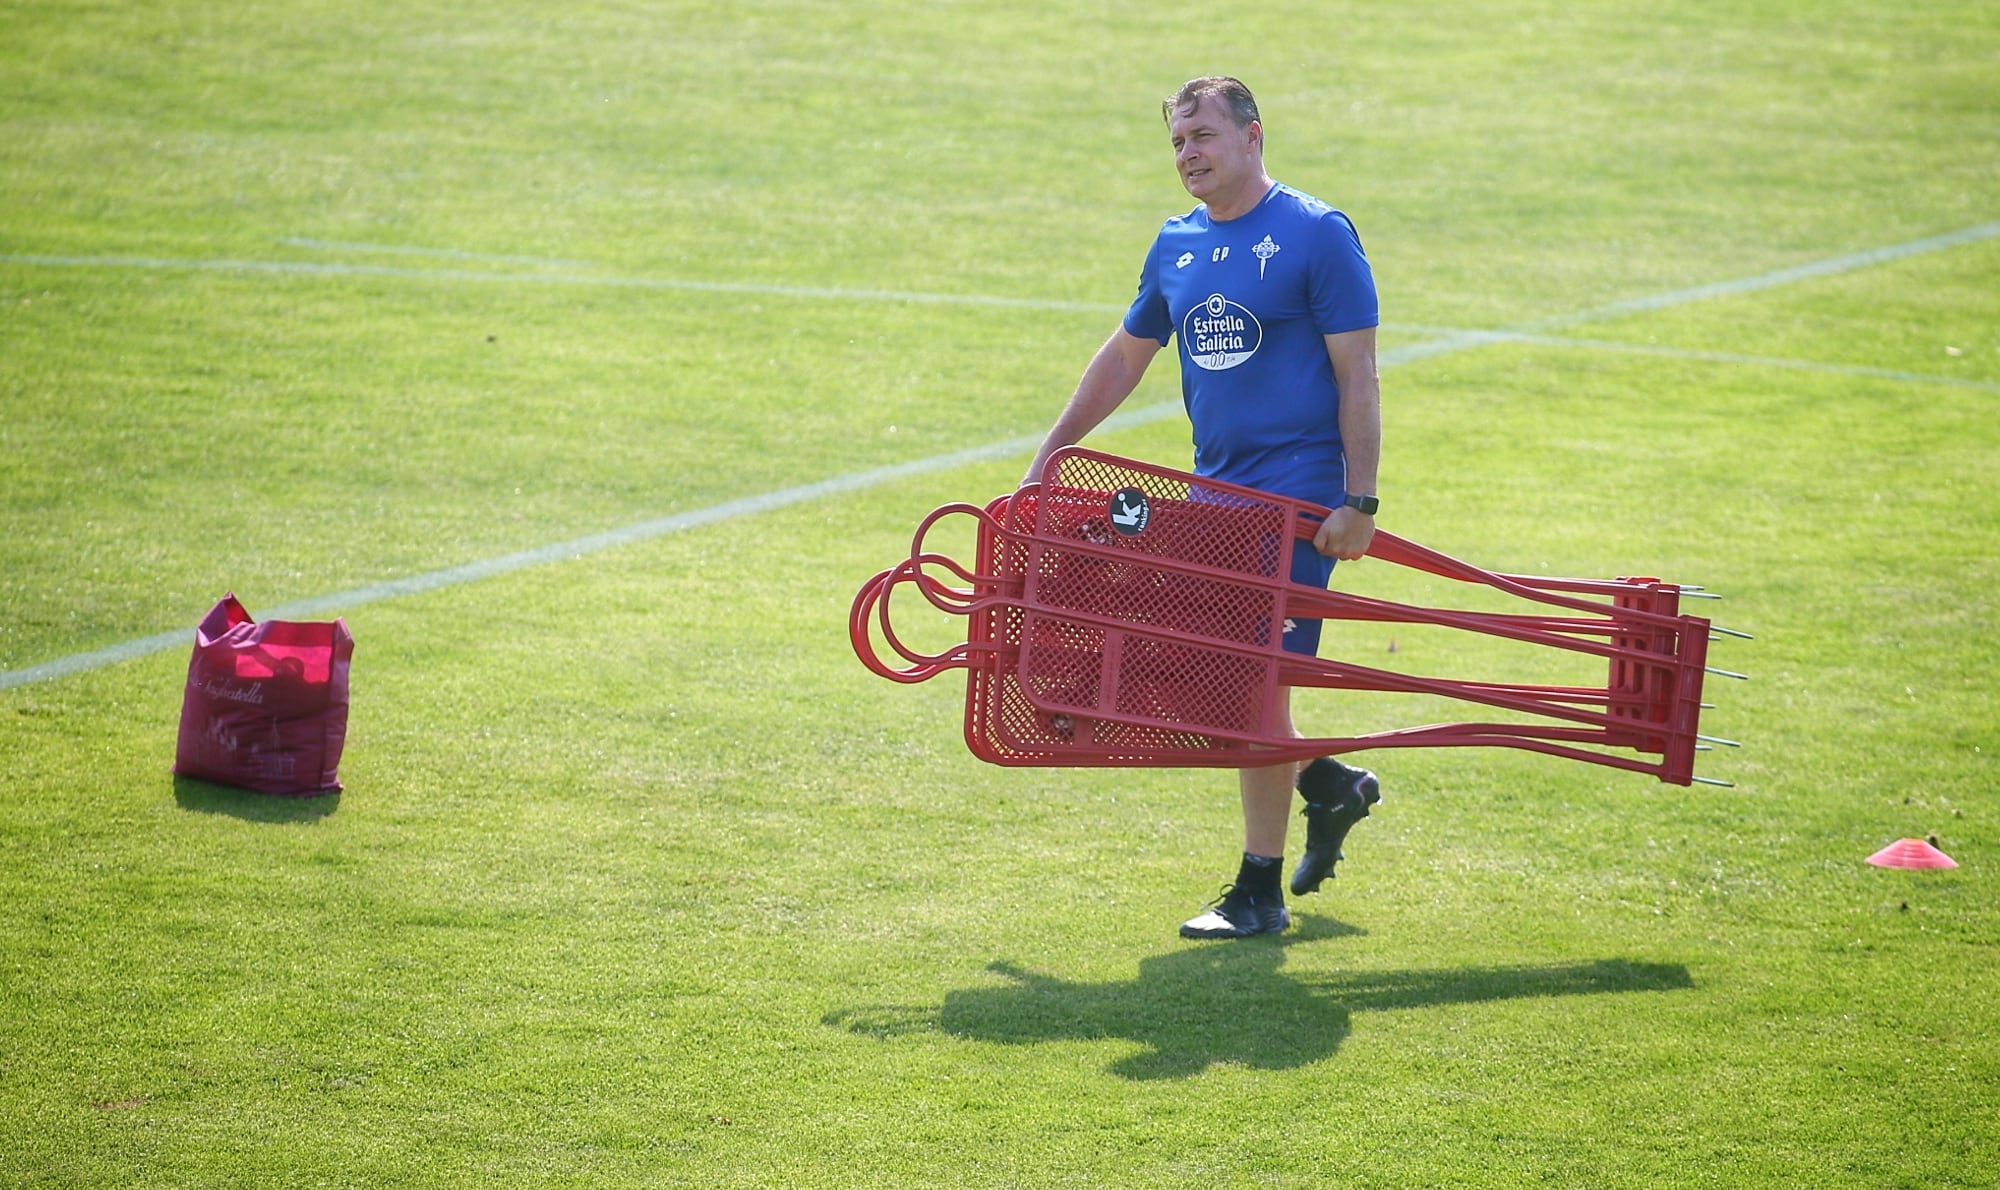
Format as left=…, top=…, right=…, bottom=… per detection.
left=1168, top=97, right=1261, bottom=208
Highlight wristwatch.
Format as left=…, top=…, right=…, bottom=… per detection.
left=1341, top=493, right=1380, bottom=516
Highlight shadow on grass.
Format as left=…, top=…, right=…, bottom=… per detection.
left=172, top=776, right=341, bottom=823
left=826, top=918, right=1692, bottom=1080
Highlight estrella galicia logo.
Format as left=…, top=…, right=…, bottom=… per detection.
left=1108, top=488, right=1151, bottom=535
left=1182, top=292, right=1261, bottom=371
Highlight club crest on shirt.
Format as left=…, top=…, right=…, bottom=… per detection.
left=1182, top=292, right=1261, bottom=371
left=1252, top=235, right=1280, bottom=279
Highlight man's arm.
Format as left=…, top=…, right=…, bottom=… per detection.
left=1313, top=326, right=1380, bottom=560
left=1022, top=328, right=1162, bottom=484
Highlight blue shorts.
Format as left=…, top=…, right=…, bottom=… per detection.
left=1283, top=539, right=1336, bottom=656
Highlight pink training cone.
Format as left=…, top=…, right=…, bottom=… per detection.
left=1866, top=838, right=1958, bottom=870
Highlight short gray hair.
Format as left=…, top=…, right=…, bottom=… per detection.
left=1163, top=76, right=1261, bottom=129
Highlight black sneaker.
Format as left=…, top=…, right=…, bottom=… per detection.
left=1290, top=757, right=1383, bottom=896
left=1178, top=883, right=1290, bottom=939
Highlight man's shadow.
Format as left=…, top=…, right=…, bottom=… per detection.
left=828, top=917, right=1691, bottom=1080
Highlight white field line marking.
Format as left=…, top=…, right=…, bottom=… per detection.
left=1391, top=327, right=2000, bottom=393
left=3, top=219, right=1996, bottom=690
left=1384, top=220, right=2000, bottom=365
left=277, top=237, right=598, bottom=269
left=0, top=252, right=1128, bottom=315
left=0, top=425, right=1087, bottom=692
left=1523, top=220, right=2000, bottom=330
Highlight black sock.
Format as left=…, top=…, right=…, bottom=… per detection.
left=1236, top=852, right=1283, bottom=898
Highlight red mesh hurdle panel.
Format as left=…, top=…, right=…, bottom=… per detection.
left=955, top=488, right=1251, bottom=766
left=849, top=448, right=1739, bottom=784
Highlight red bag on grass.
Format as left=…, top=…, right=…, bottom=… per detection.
left=173, top=594, right=353, bottom=796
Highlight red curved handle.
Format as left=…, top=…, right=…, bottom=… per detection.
left=849, top=566, right=943, bottom=682
left=849, top=559, right=1007, bottom=683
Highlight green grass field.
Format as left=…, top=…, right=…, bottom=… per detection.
left=4, top=1, right=1997, bottom=1185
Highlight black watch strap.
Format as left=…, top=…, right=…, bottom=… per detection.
left=1342, top=493, right=1379, bottom=516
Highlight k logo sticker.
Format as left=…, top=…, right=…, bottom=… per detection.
left=1107, top=488, right=1151, bottom=535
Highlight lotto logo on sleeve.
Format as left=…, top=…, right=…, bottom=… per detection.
left=1182, top=293, right=1261, bottom=371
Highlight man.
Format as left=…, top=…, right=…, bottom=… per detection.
left=1022, top=76, right=1384, bottom=940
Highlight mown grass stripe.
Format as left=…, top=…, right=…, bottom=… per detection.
left=1523, top=220, right=2000, bottom=331
left=0, top=252, right=1129, bottom=314
left=3, top=218, right=1994, bottom=690
left=276, top=237, right=599, bottom=269
left=1391, top=327, right=2000, bottom=393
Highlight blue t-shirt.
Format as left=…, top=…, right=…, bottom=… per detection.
left=1123, top=183, right=1378, bottom=507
